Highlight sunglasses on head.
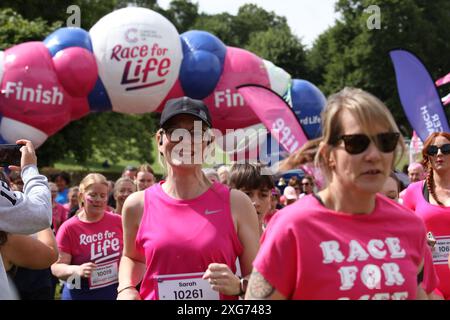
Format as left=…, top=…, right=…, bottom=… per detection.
left=426, top=144, right=450, bottom=156
left=332, top=132, right=400, bottom=155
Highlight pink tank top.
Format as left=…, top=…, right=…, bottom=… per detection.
left=136, top=181, right=243, bottom=300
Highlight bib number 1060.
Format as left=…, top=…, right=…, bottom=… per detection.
left=173, top=289, right=203, bottom=300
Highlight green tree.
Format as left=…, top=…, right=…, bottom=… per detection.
left=307, top=0, right=450, bottom=134
left=164, top=0, right=199, bottom=33
left=0, top=0, right=158, bottom=30
left=246, top=25, right=307, bottom=78
left=0, top=8, right=60, bottom=49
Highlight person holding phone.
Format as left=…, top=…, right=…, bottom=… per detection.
left=0, top=139, right=52, bottom=299
left=246, top=88, right=433, bottom=300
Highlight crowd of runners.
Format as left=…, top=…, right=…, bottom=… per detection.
left=1, top=90, right=450, bottom=300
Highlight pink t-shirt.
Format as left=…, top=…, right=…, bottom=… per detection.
left=403, top=181, right=450, bottom=299
left=56, top=211, right=123, bottom=289
left=53, top=202, right=68, bottom=234
left=254, top=194, right=428, bottom=300
left=136, top=182, right=243, bottom=300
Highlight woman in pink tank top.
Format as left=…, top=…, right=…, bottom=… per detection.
left=403, top=131, right=450, bottom=299
left=117, top=97, right=260, bottom=300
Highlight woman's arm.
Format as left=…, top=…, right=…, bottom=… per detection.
left=1, top=228, right=58, bottom=270
left=117, top=191, right=146, bottom=300
left=51, top=251, right=96, bottom=281
left=245, top=267, right=287, bottom=300
left=203, top=190, right=261, bottom=297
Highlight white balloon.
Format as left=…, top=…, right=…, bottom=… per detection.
left=263, top=59, right=291, bottom=97
left=90, top=7, right=182, bottom=114
left=0, top=118, right=48, bottom=148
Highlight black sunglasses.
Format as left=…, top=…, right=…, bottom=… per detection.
left=332, top=132, right=400, bottom=155
left=426, top=144, right=450, bottom=156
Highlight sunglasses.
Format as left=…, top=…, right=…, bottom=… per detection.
left=426, top=144, right=450, bottom=156
left=333, top=132, right=400, bottom=155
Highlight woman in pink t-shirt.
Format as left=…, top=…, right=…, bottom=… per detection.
left=51, top=173, right=123, bottom=300
left=403, top=132, right=450, bottom=299
left=246, top=87, right=433, bottom=300
left=48, top=182, right=68, bottom=234
left=117, top=97, right=260, bottom=300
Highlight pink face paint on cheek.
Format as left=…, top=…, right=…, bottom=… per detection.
left=85, top=197, right=94, bottom=204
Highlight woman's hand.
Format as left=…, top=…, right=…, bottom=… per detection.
left=77, top=262, right=97, bottom=278
left=203, top=263, right=241, bottom=296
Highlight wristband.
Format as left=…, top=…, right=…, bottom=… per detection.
left=117, top=285, right=136, bottom=294
left=238, top=277, right=248, bottom=296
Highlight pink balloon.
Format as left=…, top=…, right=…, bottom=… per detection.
left=0, top=42, right=90, bottom=137
left=53, top=47, right=98, bottom=97
left=203, top=47, right=270, bottom=133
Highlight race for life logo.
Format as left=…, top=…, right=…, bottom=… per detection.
left=110, top=29, right=171, bottom=92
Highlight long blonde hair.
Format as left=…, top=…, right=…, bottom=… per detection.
left=315, top=87, right=405, bottom=184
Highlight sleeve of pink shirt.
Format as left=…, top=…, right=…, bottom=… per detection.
left=402, top=182, right=419, bottom=211
left=422, top=245, right=440, bottom=294
left=253, top=213, right=300, bottom=299
left=55, top=222, right=73, bottom=255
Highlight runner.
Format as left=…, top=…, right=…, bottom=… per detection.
left=380, top=172, right=402, bottom=201
left=51, top=173, right=123, bottom=300
left=113, top=177, right=136, bottom=215
left=54, top=172, right=71, bottom=205
left=117, top=97, right=260, bottom=300
left=0, top=139, right=52, bottom=299
left=246, top=87, right=432, bottom=300
left=402, top=132, right=450, bottom=299
left=229, top=163, right=274, bottom=235
left=135, top=164, right=155, bottom=191
left=49, top=182, right=68, bottom=234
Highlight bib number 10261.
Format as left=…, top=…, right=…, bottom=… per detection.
left=173, top=288, right=203, bottom=300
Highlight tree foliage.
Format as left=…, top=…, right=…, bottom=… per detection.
left=306, top=0, right=450, bottom=135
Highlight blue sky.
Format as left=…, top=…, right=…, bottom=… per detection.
left=157, top=0, right=339, bottom=48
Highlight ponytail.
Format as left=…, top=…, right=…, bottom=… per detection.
left=426, top=168, right=444, bottom=206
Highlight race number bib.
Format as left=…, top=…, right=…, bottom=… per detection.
left=432, top=236, right=450, bottom=265
left=156, top=272, right=220, bottom=300
left=89, top=260, right=119, bottom=289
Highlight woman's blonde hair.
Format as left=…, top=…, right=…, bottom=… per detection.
left=78, top=173, right=108, bottom=207
left=314, top=87, right=405, bottom=183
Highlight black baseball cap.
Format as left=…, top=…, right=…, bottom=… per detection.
left=160, top=97, right=212, bottom=129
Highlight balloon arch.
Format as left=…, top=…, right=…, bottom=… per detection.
left=0, top=7, right=326, bottom=163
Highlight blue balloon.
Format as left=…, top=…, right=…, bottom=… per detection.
left=88, top=78, right=113, bottom=113
left=179, top=31, right=226, bottom=99
left=291, top=79, right=326, bottom=139
left=44, top=27, right=93, bottom=56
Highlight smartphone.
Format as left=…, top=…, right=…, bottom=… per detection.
left=0, top=144, right=22, bottom=167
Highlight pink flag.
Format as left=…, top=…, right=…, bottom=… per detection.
left=237, top=84, right=308, bottom=154
left=436, top=72, right=450, bottom=87
left=442, top=92, right=450, bottom=106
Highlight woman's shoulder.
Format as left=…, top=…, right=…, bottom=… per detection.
left=404, top=180, right=424, bottom=194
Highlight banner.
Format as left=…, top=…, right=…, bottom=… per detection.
left=237, top=84, right=308, bottom=154
left=389, top=49, right=450, bottom=141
